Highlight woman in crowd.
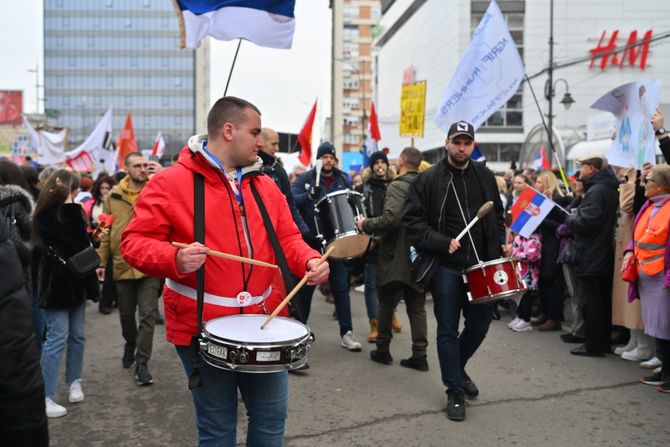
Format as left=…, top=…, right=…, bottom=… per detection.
left=531, top=171, right=570, bottom=331
left=613, top=167, right=654, bottom=361
left=625, top=164, right=670, bottom=393
left=496, top=175, right=508, bottom=209
left=508, top=230, right=542, bottom=332
left=33, top=169, right=99, bottom=417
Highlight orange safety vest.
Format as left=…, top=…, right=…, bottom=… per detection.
left=633, top=202, right=670, bottom=276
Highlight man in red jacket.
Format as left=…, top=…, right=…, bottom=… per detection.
left=121, top=96, right=329, bottom=446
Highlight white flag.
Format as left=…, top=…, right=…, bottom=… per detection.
left=66, top=108, right=114, bottom=175
left=23, top=117, right=67, bottom=165
left=434, top=0, right=524, bottom=132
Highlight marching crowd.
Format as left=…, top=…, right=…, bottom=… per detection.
left=1, top=98, right=669, bottom=444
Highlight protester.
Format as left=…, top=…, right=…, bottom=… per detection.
left=403, top=121, right=506, bottom=421
left=33, top=169, right=99, bottom=418
left=625, top=164, right=670, bottom=393
left=121, top=96, right=328, bottom=445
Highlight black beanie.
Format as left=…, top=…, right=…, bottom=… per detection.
left=316, top=142, right=336, bottom=159
left=369, top=151, right=389, bottom=167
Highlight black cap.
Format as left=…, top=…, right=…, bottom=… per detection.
left=316, top=141, right=336, bottom=159
left=369, top=151, right=389, bottom=167
left=448, top=121, right=475, bottom=140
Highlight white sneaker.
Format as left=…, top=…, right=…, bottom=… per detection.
left=341, top=331, right=362, bottom=351
left=653, top=366, right=662, bottom=375
left=614, top=340, right=636, bottom=356
left=507, top=317, right=522, bottom=329
left=45, top=397, right=67, bottom=418
left=639, top=356, right=662, bottom=369
left=511, top=320, right=533, bottom=332
left=621, top=348, right=653, bottom=362
left=68, top=379, right=84, bottom=403
left=354, top=284, right=365, bottom=293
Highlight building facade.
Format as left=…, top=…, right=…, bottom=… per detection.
left=330, top=0, right=382, bottom=159
left=43, top=0, right=209, bottom=157
left=374, top=0, right=670, bottom=169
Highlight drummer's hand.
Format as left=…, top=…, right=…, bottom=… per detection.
left=356, top=217, right=366, bottom=232
left=501, top=244, right=513, bottom=257
left=176, top=242, right=209, bottom=274
left=308, top=185, right=321, bottom=201
left=448, top=239, right=461, bottom=254
left=305, top=258, right=330, bottom=285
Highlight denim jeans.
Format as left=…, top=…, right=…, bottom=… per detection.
left=32, top=290, right=46, bottom=352
left=429, top=265, right=492, bottom=392
left=329, top=259, right=353, bottom=336
left=176, top=346, right=288, bottom=447
left=41, top=302, right=86, bottom=398
left=363, top=261, right=380, bottom=320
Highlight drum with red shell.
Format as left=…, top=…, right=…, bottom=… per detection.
left=463, top=257, right=527, bottom=304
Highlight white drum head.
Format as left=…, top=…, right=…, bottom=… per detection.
left=205, top=315, right=309, bottom=343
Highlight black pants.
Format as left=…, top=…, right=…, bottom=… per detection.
left=517, top=291, right=538, bottom=322
left=580, top=274, right=612, bottom=353
left=539, top=276, right=565, bottom=321
left=0, top=422, right=48, bottom=447
left=99, top=257, right=117, bottom=310
left=376, top=283, right=428, bottom=357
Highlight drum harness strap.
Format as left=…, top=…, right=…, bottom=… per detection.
left=189, top=173, right=206, bottom=390
left=448, top=179, right=483, bottom=266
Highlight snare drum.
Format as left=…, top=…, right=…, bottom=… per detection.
left=463, top=257, right=526, bottom=304
left=200, top=315, right=314, bottom=373
left=314, top=190, right=371, bottom=260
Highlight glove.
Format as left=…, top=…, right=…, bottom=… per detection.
left=308, top=185, right=321, bottom=201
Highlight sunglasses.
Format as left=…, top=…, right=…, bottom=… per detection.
left=643, top=178, right=656, bottom=185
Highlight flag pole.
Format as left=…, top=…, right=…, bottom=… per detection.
left=223, top=39, right=242, bottom=96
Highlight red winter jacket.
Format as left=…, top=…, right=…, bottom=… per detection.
left=121, top=143, right=321, bottom=346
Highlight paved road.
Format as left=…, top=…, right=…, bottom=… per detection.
left=48, top=290, right=669, bottom=446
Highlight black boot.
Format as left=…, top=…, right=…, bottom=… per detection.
left=400, top=355, right=429, bottom=372
left=370, top=349, right=393, bottom=365
left=122, top=343, right=135, bottom=369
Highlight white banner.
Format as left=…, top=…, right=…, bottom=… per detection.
left=66, top=108, right=115, bottom=175
left=23, top=117, right=67, bottom=165
left=433, top=0, right=524, bottom=132
left=591, top=80, right=661, bottom=168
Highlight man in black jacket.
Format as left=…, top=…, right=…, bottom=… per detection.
left=402, top=121, right=506, bottom=421
left=566, top=155, right=620, bottom=357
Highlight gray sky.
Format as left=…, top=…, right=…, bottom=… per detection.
left=0, top=0, right=331, bottom=139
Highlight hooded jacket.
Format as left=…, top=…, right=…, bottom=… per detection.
left=121, top=135, right=321, bottom=346
left=0, top=184, right=34, bottom=270
left=565, top=167, right=620, bottom=277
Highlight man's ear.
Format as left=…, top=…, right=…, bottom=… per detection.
left=221, top=122, right=235, bottom=141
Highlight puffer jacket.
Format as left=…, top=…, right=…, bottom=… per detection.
left=121, top=136, right=321, bottom=346
left=0, top=184, right=34, bottom=271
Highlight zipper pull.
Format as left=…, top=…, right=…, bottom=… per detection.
left=239, top=204, right=246, bottom=217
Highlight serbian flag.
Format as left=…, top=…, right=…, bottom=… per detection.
left=173, top=0, right=296, bottom=49
left=117, top=113, right=138, bottom=170
left=151, top=132, right=166, bottom=158
left=362, top=101, right=382, bottom=166
left=532, top=146, right=552, bottom=171
left=298, top=100, right=317, bottom=166
left=509, top=187, right=556, bottom=238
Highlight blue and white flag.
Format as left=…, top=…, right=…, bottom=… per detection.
left=509, top=187, right=556, bottom=238
left=472, top=145, right=486, bottom=162
left=433, top=0, right=524, bottom=132
left=174, top=0, right=296, bottom=49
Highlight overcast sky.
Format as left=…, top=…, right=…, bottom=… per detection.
left=0, top=0, right=332, bottom=138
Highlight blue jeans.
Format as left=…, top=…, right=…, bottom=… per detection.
left=429, top=265, right=492, bottom=392
left=32, top=290, right=46, bottom=352
left=363, top=261, right=380, bottom=320
left=329, top=259, right=353, bottom=336
left=41, top=303, right=86, bottom=398
left=176, top=346, right=288, bottom=447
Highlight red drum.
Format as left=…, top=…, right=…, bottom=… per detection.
left=463, top=258, right=526, bottom=304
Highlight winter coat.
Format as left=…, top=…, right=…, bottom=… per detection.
left=363, top=171, right=421, bottom=292
left=34, top=202, right=99, bottom=309
left=357, top=176, right=391, bottom=260
left=0, top=184, right=34, bottom=272
left=97, top=176, right=147, bottom=281
left=121, top=139, right=321, bottom=346
left=512, top=233, right=542, bottom=290
left=0, top=214, right=46, bottom=433
left=565, top=168, right=620, bottom=277
left=537, top=191, right=570, bottom=279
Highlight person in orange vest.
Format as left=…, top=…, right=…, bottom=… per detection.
left=624, top=163, right=670, bottom=394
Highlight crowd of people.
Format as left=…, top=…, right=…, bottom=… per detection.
left=1, top=98, right=669, bottom=445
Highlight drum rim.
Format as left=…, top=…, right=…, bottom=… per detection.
left=464, top=257, right=516, bottom=273
left=469, top=289, right=525, bottom=303
left=203, top=315, right=311, bottom=348
left=315, top=189, right=364, bottom=206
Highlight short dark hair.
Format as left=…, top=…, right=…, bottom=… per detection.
left=207, top=96, right=261, bottom=139
left=399, top=147, right=422, bottom=169
left=124, top=152, right=144, bottom=167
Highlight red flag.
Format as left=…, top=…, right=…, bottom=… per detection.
left=369, top=101, right=381, bottom=142
left=66, top=151, right=95, bottom=172
left=541, top=146, right=552, bottom=170
left=298, top=100, right=317, bottom=166
left=117, top=112, right=138, bottom=170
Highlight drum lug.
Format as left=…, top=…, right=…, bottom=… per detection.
left=238, top=350, right=249, bottom=364
left=462, top=274, right=468, bottom=284
left=467, top=291, right=474, bottom=302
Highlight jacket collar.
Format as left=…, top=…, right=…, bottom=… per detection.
left=184, top=134, right=263, bottom=180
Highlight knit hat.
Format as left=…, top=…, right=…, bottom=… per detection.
left=369, top=151, right=389, bottom=167
left=316, top=142, right=336, bottom=159
left=649, top=163, right=670, bottom=187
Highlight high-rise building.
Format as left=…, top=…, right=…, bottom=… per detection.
left=43, top=0, right=209, bottom=157
left=330, top=0, right=382, bottom=158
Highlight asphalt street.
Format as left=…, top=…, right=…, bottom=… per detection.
left=47, top=290, right=669, bottom=446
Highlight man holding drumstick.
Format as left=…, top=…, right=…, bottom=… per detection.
left=402, top=121, right=507, bottom=422
left=121, top=96, right=329, bottom=446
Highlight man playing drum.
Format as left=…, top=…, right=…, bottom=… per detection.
left=403, top=121, right=508, bottom=422
left=121, top=96, right=329, bottom=446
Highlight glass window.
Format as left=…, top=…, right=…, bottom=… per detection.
left=486, top=111, right=504, bottom=126
left=56, top=77, right=64, bottom=87
left=100, top=56, right=107, bottom=67
left=162, top=96, right=169, bottom=106
left=63, top=97, right=70, bottom=106
left=131, top=56, right=138, bottom=67
left=174, top=116, right=182, bottom=126
left=174, top=77, right=182, bottom=87
left=106, top=0, right=113, bottom=8
left=106, top=76, right=113, bottom=87
left=161, top=17, right=170, bottom=28
left=143, top=77, right=151, bottom=87
left=87, top=36, right=94, bottom=48
left=62, top=17, right=69, bottom=28
left=93, top=17, right=101, bottom=28
left=161, top=57, right=169, bottom=68
left=143, top=0, right=151, bottom=7
left=143, top=115, right=151, bottom=126
left=124, top=18, right=132, bottom=28
left=94, top=96, right=101, bottom=106
left=68, top=57, right=76, bottom=67
left=143, top=37, right=150, bottom=48
left=56, top=0, right=64, bottom=7
left=56, top=37, right=64, bottom=48
left=125, top=96, right=132, bottom=106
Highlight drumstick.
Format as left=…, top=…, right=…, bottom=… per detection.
left=261, top=245, right=335, bottom=330
left=315, top=159, right=323, bottom=188
left=171, top=242, right=278, bottom=269
left=454, top=201, right=494, bottom=242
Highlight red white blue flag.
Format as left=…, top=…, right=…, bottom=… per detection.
left=174, top=0, right=296, bottom=49
left=509, top=187, right=556, bottom=238
left=532, top=146, right=552, bottom=171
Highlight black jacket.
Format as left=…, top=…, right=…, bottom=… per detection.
left=538, top=191, right=571, bottom=279
left=565, top=168, right=620, bottom=277
left=0, top=184, right=34, bottom=272
left=402, top=158, right=505, bottom=266
left=0, top=214, right=47, bottom=433
left=34, top=202, right=99, bottom=308
left=357, top=176, right=390, bottom=259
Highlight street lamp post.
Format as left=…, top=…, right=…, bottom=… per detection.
left=27, top=62, right=42, bottom=114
